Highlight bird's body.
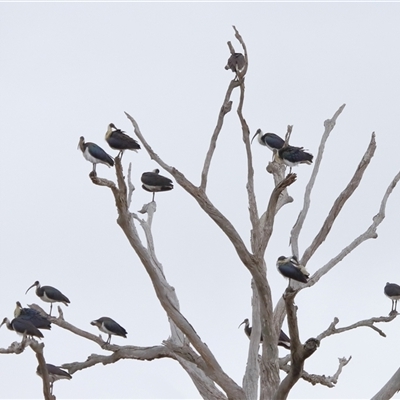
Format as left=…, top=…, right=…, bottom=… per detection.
left=14, top=302, right=51, bottom=330
left=141, top=169, right=174, bottom=201
left=78, top=136, right=114, bottom=173
left=225, top=53, right=245, bottom=73
left=384, top=282, right=400, bottom=313
left=91, top=317, right=127, bottom=344
left=238, top=318, right=290, bottom=349
left=277, top=256, right=309, bottom=285
left=277, top=146, right=313, bottom=172
left=251, top=129, right=285, bottom=152
left=105, top=123, right=140, bottom=158
left=26, top=281, right=70, bottom=316
left=36, top=363, right=72, bottom=394
left=1, top=317, right=44, bottom=339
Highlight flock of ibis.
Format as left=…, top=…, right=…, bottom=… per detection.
left=1, top=280, right=128, bottom=394
left=225, top=54, right=400, bottom=346
left=78, top=123, right=174, bottom=201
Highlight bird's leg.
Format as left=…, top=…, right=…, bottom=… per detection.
left=49, top=304, right=53, bottom=316
left=93, top=164, right=96, bottom=173
left=152, top=193, right=155, bottom=202
left=50, top=382, right=53, bottom=395
left=395, top=300, right=398, bottom=312
left=107, top=334, right=111, bottom=344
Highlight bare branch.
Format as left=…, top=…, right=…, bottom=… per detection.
left=127, top=162, right=135, bottom=209
left=308, top=169, right=400, bottom=286
left=273, top=289, right=320, bottom=400
left=301, top=132, right=376, bottom=265
left=372, top=367, right=400, bottom=400
left=30, top=341, right=53, bottom=400
left=291, top=104, right=346, bottom=257
left=258, top=174, right=297, bottom=255
left=62, top=345, right=174, bottom=374
left=280, top=355, right=351, bottom=388
left=316, top=315, right=397, bottom=342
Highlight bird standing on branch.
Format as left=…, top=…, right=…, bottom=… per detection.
left=105, top=123, right=140, bottom=158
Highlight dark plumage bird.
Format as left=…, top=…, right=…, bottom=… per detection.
left=14, top=301, right=51, bottom=330
left=277, top=256, right=309, bottom=286
left=36, top=363, right=72, bottom=394
left=384, top=282, right=400, bottom=313
left=105, top=123, right=141, bottom=158
left=225, top=53, right=245, bottom=73
left=91, top=317, right=127, bottom=344
left=251, top=129, right=285, bottom=152
left=78, top=136, right=114, bottom=173
left=0, top=317, right=44, bottom=339
left=238, top=318, right=290, bottom=349
left=277, top=145, right=313, bottom=173
left=141, top=169, right=174, bottom=201
left=25, top=281, right=70, bottom=316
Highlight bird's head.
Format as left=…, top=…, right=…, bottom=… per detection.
left=77, top=136, right=85, bottom=151
left=152, top=169, right=160, bottom=174
left=238, top=318, right=249, bottom=329
left=0, top=317, right=8, bottom=328
left=25, top=281, right=39, bottom=295
left=90, top=320, right=100, bottom=327
left=276, top=256, right=288, bottom=266
left=14, top=302, right=22, bottom=318
left=105, top=123, right=116, bottom=139
left=251, top=129, right=262, bottom=144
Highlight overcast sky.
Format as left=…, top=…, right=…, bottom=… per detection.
left=1, top=2, right=400, bottom=399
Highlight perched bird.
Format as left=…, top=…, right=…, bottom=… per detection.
left=14, top=301, right=51, bottom=330
left=105, top=123, right=140, bottom=158
left=78, top=136, right=114, bottom=173
left=0, top=317, right=44, bottom=339
left=25, top=281, right=70, bottom=316
left=276, top=256, right=309, bottom=286
left=141, top=169, right=174, bottom=201
left=238, top=318, right=290, bottom=349
left=36, top=363, right=72, bottom=395
left=225, top=53, right=245, bottom=73
left=277, top=145, right=313, bottom=173
left=91, top=317, right=127, bottom=344
left=251, top=129, right=285, bottom=152
left=384, top=282, right=400, bottom=313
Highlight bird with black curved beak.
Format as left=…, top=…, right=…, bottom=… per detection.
left=238, top=318, right=290, bottom=349
left=105, top=123, right=141, bottom=158
left=0, top=316, right=44, bottom=339
left=277, top=145, right=313, bottom=173
left=36, top=363, right=72, bottom=395
left=225, top=53, right=245, bottom=75
left=277, top=256, right=309, bottom=286
left=25, top=281, right=70, bottom=316
left=78, top=136, right=114, bottom=174
left=141, top=169, right=174, bottom=201
left=384, top=282, right=400, bottom=314
left=91, top=317, right=127, bottom=344
left=14, top=301, right=51, bottom=330
left=251, top=129, right=285, bottom=152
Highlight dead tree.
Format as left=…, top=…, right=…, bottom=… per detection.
left=2, top=26, right=400, bottom=400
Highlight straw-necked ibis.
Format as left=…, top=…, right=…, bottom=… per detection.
left=141, top=169, right=173, bottom=201
left=14, top=302, right=51, bottom=330
left=91, top=317, right=127, bottom=344
left=277, top=145, right=313, bottom=173
left=277, top=256, right=309, bottom=285
left=251, top=129, right=285, bottom=152
left=78, top=136, right=114, bottom=173
left=238, top=318, right=290, bottom=349
left=0, top=317, right=44, bottom=339
left=225, top=53, right=245, bottom=74
left=25, top=281, right=70, bottom=316
left=36, top=363, right=72, bottom=394
left=384, top=282, right=400, bottom=313
left=105, top=123, right=140, bottom=158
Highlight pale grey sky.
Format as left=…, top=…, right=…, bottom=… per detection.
left=1, top=2, right=400, bottom=399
